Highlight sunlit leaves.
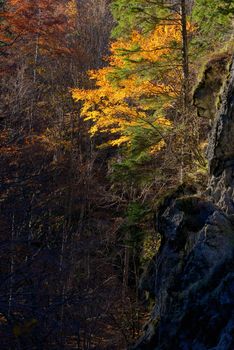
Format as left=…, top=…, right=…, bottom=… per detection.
left=72, top=22, right=182, bottom=149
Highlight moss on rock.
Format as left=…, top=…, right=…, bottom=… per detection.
left=193, top=52, right=232, bottom=120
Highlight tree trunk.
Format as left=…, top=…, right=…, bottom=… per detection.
left=180, top=0, right=189, bottom=183
left=181, top=0, right=189, bottom=109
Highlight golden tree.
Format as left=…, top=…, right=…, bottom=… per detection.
left=72, top=22, right=184, bottom=151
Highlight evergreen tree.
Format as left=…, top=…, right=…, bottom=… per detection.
left=111, top=0, right=176, bottom=37
left=192, top=0, right=234, bottom=51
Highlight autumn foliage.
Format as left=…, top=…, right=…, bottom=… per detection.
left=72, top=23, right=184, bottom=149
left=1, top=0, right=77, bottom=59
left=0, top=0, right=232, bottom=349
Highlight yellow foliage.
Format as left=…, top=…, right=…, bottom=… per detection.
left=72, top=19, right=185, bottom=149
left=149, top=140, right=166, bottom=154
left=66, top=0, right=78, bottom=18
left=156, top=116, right=172, bottom=127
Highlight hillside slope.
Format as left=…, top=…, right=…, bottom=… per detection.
left=133, top=57, right=234, bottom=350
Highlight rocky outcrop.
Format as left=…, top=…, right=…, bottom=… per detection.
left=207, top=57, right=234, bottom=214
left=193, top=53, right=231, bottom=120
left=132, top=57, right=234, bottom=350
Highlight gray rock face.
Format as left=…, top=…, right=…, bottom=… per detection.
left=207, top=58, right=234, bottom=176
left=193, top=54, right=231, bottom=120
left=133, top=57, right=234, bottom=350
left=207, top=58, right=234, bottom=214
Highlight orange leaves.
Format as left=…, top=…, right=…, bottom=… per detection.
left=72, top=20, right=183, bottom=148
left=149, top=140, right=166, bottom=154
left=65, top=0, right=78, bottom=27
left=156, top=116, right=172, bottom=127
left=2, top=0, right=75, bottom=58
left=109, top=22, right=182, bottom=65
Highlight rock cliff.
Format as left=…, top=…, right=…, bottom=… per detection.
left=133, top=56, right=234, bottom=350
